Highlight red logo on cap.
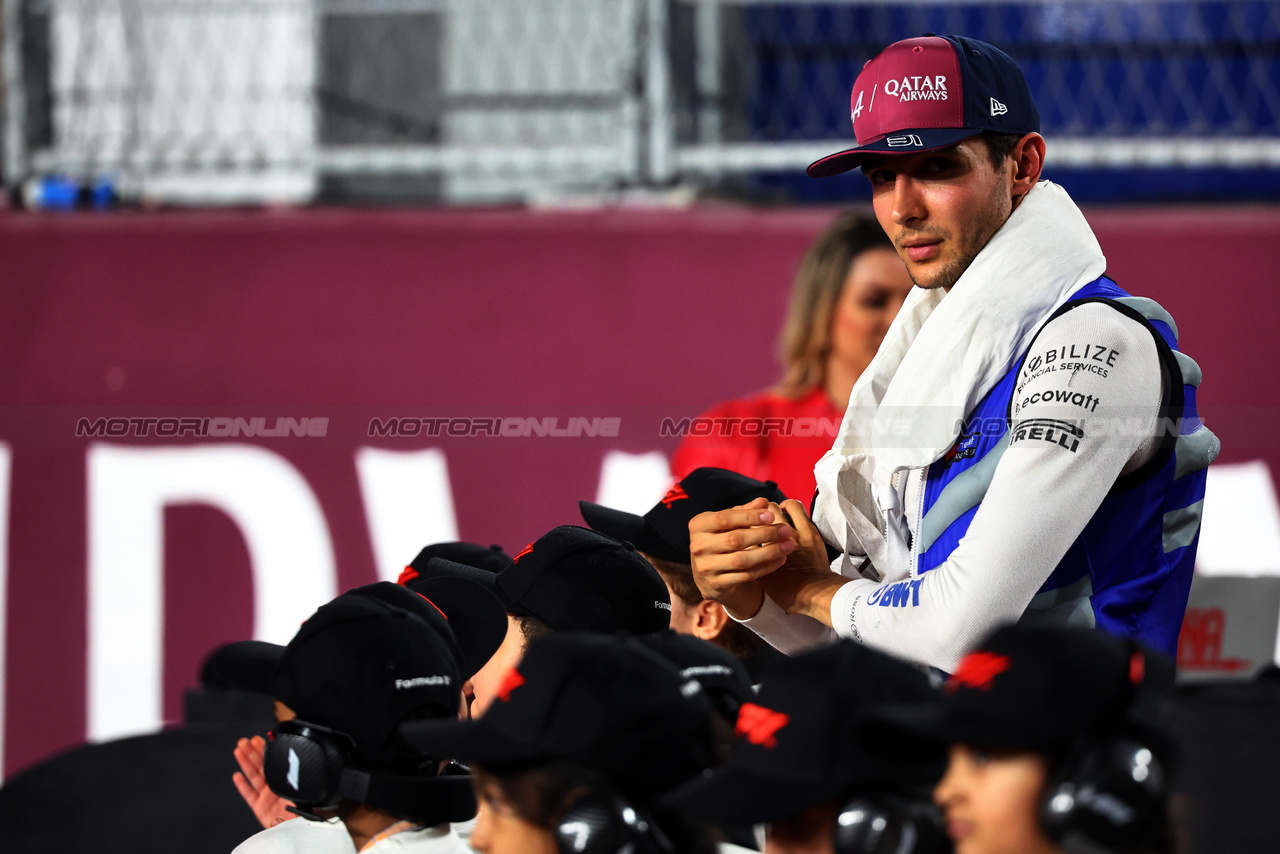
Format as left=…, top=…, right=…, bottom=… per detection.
left=1129, top=651, right=1145, bottom=685
left=512, top=541, right=535, bottom=563
left=946, top=651, right=1011, bottom=694
left=735, top=702, right=790, bottom=749
left=397, top=565, right=420, bottom=585
left=496, top=668, right=525, bottom=703
left=660, top=484, right=689, bottom=508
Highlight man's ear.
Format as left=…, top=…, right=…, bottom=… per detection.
left=691, top=598, right=730, bottom=642
left=1010, top=132, right=1046, bottom=204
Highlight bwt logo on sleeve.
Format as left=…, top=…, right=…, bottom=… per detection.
left=866, top=579, right=923, bottom=608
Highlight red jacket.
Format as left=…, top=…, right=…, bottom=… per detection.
left=670, top=387, right=843, bottom=504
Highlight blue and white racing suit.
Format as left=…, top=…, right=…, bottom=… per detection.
left=741, top=278, right=1217, bottom=672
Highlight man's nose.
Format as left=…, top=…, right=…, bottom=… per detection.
left=891, top=174, right=926, bottom=226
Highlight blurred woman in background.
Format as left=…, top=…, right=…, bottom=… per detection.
left=671, top=211, right=913, bottom=502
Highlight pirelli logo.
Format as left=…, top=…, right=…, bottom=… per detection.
left=1011, top=418, right=1084, bottom=453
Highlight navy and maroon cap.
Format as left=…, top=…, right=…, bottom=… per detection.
left=808, top=34, right=1040, bottom=178
left=579, top=467, right=787, bottom=564
left=424, top=525, right=672, bottom=635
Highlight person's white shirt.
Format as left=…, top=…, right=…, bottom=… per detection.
left=231, top=817, right=472, bottom=854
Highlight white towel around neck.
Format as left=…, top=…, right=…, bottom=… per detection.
left=812, top=181, right=1107, bottom=576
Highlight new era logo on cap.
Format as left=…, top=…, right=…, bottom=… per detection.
left=990, top=97, right=1008, bottom=116
left=512, top=541, right=535, bottom=563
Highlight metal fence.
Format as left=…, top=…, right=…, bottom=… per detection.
left=3, top=0, right=1279, bottom=205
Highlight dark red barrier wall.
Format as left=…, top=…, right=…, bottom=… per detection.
left=1, top=204, right=1277, bottom=778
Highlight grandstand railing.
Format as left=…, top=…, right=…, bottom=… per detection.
left=3, top=0, right=1278, bottom=204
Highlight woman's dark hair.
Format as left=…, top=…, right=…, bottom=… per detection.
left=473, top=760, right=718, bottom=854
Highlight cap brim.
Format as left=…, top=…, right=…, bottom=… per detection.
left=578, top=501, right=649, bottom=547
left=400, top=717, right=546, bottom=767
left=807, top=128, right=984, bottom=177
left=866, top=702, right=1034, bottom=753
left=664, top=763, right=832, bottom=825
left=404, top=575, right=509, bottom=680
left=423, top=556, right=522, bottom=614
left=200, top=640, right=283, bottom=694
left=579, top=501, right=687, bottom=563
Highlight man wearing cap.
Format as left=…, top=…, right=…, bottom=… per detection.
left=420, top=525, right=672, bottom=715
left=581, top=468, right=786, bottom=672
left=881, top=623, right=1178, bottom=854
left=690, top=34, right=1217, bottom=672
left=670, top=640, right=946, bottom=854
left=211, top=580, right=507, bottom=852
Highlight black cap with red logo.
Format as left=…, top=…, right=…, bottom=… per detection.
left=668, top=639, right=942, bottom=825
left=203, top=577, right=507, bottom=697
left=422, top=525, right=671, bottom=635
left=400, top=633, right=718, bottom=803
left=399, top=541, right=512, bottom=581
left=637, top=630, right=753, bottom=724
left=808, top=34, right=1040, bottom=177
left=204, top=583, right=466, bottom=767
left=579, top=467, right=788, bottom=564
left=873, top=623, right=1175, bottom=753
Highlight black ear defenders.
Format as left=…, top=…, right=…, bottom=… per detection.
left=553, top=788, right=674, bottom=854
left=263, top=718, right=477, bottom=824
left=832, top=792, right=952, bottom=854
left=1038, top=645, right=1173, bottom=854
left=263, top=719, right=357, bottom=818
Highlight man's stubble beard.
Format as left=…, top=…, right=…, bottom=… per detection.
left=906, top=187, right=1012, bottom=291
